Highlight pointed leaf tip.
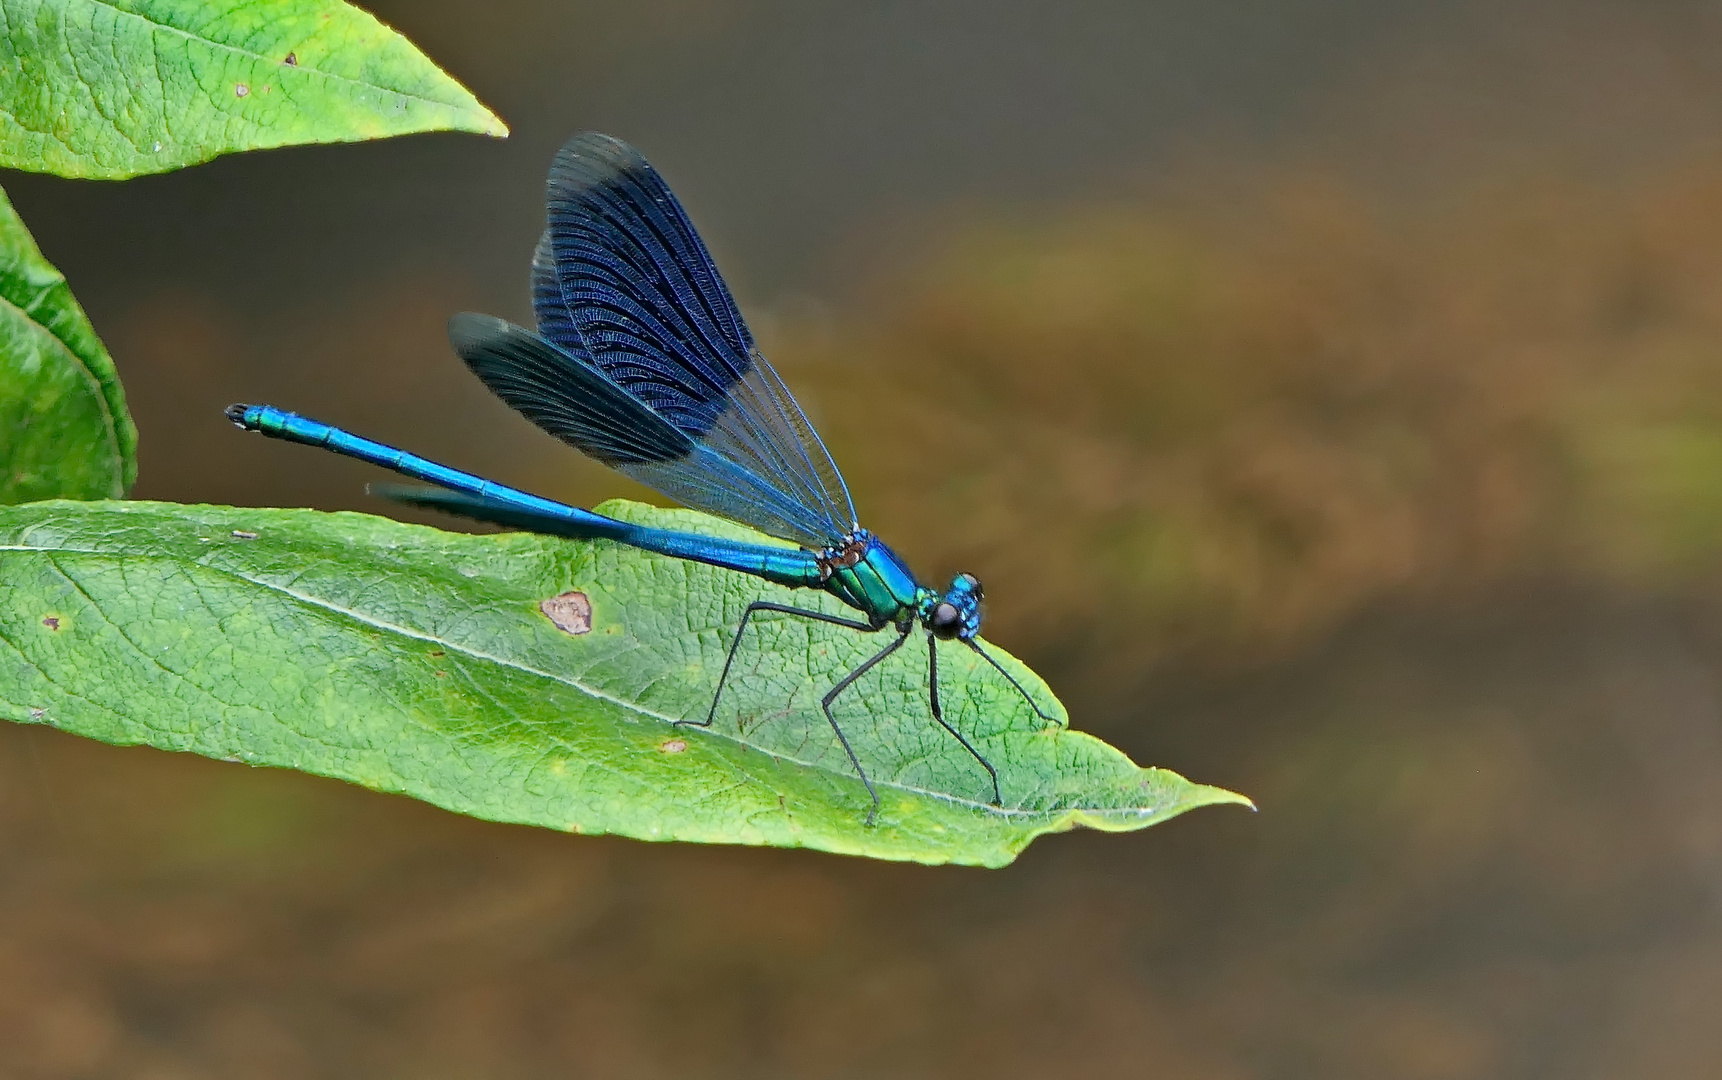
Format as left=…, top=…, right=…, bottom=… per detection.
left=0, top=0, right=508, bottom=179
left=0, top=499, right=1248, bottom=864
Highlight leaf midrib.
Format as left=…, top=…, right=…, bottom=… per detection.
left=66, top=0, right=489, bottom=116
left=0, top=535, right=1085, bottom=819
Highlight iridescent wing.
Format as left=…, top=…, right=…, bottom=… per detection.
left=448, top=313, right=847, bottom=547
left=502, top=130, right=856, bottom=550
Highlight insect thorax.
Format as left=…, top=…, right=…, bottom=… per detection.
left=820, top=530, right=923, bottom=625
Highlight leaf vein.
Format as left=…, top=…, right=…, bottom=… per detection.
left=0, top=539, right=1068, bottom=818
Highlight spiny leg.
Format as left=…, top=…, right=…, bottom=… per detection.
left=967, top=638, right=1066, bottom=728
left=822, top=623, right=913, bottom=826
left=928, top=635, right=1003, bottom=806
left=694, top=600, right=881, bottom=728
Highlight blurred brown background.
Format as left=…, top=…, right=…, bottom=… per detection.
left=8, top=0, right=1722, bottom=1075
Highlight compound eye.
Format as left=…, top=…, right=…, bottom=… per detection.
left=930, top=602, right=962, bottom=639
left=958, top=573, right=983, bottom=599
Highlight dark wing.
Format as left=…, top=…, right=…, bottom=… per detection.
left=450, top=314, right=850, bottom=548
left=450, top=313, right=689, bottom=466
left=524, top=131, right=856, bottom=549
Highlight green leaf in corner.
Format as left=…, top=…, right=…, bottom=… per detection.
left=0, top=0, right=507, bottom=180
left=0, top=182, right=134, bottom=501
left=0, top=498, right=1249, bottom=866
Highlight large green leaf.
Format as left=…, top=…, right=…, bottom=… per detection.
left=0, top=0, right=506, bottom=179
left=0, top=498, right=1248, bottom=865
left=0, top=182, right=134, bottom=501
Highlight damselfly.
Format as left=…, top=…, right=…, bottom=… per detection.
left=227, top=132, right=1059, bottom=821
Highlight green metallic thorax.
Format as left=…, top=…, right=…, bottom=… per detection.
left=822, top=530, right=936, bottom=627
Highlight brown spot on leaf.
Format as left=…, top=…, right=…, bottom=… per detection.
left=428, top=650, right=445, bottom=658
left=540, top=591, right=592, bottom=635
left=284, top=52, right=297, bottom=65
left=41, top=616, right=58, bottom=631
left=235, top=83, right=249, bottom=98
left=659, top=739, right=688, bottom=754
left=230, top=529, right=258, bottom=540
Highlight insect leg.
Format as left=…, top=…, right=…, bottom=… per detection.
left=696, top=601, right=880, bottom=727
left=928, top=635, right=1003, bottom=806
left=821, top=623, right=913, bottom=825
left=966, top=638, right=1065, bottom=728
